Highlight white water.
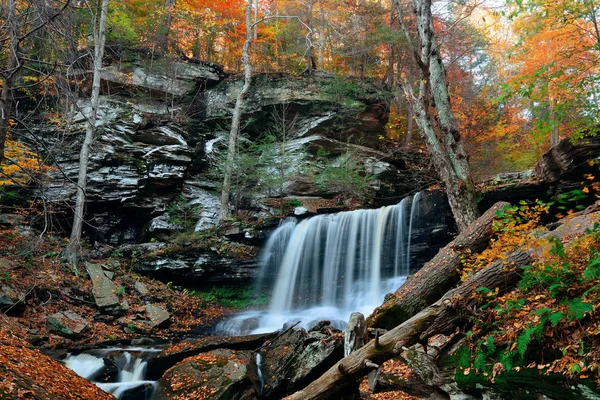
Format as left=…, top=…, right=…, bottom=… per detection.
left=218, top=194, right=426, bottom=335
left=65, top=353, right=106, bottom=380
left=256, top=352, right=264, bottom=395
left=63, top=348, right=159, bottom=399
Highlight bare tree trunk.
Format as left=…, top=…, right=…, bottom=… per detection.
left=157, top=0, right=176, bottom=53
left=549, top=97, right=560, bottom=147
left=318, top=0, right=326, bottom=70
left=63, top=0, right=109, bottom=269
left=219, top=0, right=254, bottom=222
left=396, top=0, right=479, bottom=232
left=305, top=0, right=315, bottom=72
left=405, top=105, right=414, bottom=146
left=0, top=0, right=20, bottom=164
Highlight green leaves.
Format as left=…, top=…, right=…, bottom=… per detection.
left=564, top=298, right=593, bottom=321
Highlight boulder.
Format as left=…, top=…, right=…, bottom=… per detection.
left=134, top=281, right=149, bottom=295
left=146, top=332, right=275, bottom=380
left=156, top=349, right=260, bottom=400
left=145, top=305, right=170, bottom=328
left=85, top=262, right=126, bottom=315
left=101, top=60, right=224, bottom=97
left=260, top=327, right=344, bottom=398
left=0, top=284, right=26, bottom=316
left=46, top=311, right=90, bottom=338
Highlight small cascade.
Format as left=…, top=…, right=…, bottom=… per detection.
left=63, top=347, right=161, bottom=400
left=218, top=192, right=449, bottom=335
left=256, top=352, right=264, bottom=396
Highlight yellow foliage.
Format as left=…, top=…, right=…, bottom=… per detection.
left=0, top=137, right=55, bottom=186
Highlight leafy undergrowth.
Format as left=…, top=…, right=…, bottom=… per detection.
left=0, top=227, right=236, bottom=349
left=188, top=285, right=269, bottom=310
left=456, top=196, right=600, bottom=384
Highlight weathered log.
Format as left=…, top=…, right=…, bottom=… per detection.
left=287, top=250, right=530, bottom=400
left=535, top=135, right=600, bottom=182
left=368, top=201, right=510, bottom=329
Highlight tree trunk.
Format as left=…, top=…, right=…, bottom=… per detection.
left=157, top=0, right=176, bottom=53
left=396, top=0, right=479, bottom=232
left=219, top=0, right=254, bottom=222
left=0, top=0, right=19, bottom=164
left=287, top=250, right=531, bottom=400
left=305, top=0, right=315, bottom=72
left=63, top=0, right=109, bottom=269
left=405, top=104, right=413, bottom=146
left=367, top=202, right=509, bottom=330
left=318, top=0, right=326, bottom=70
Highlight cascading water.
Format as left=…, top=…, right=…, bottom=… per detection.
left=218, top=192, right=446, bottom=335
left=63, top=347, right=161, bottom=399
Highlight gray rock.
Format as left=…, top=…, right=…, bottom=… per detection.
left=138, top=249, right=259, bottom=285
left=261, top=327, right=344, bottom=398
left=46, top=311, right=89, bottom=338
left=85, top=262, right=125, bottom=315
left=145, top=305, right=170, bottom=327
left=0, top=284, right=26, bottom=316
left=103, top=270, right=115, bottom=280
left=294, top=206, right=308, bottom=216
left=134, top=281, right=149, bottom=295
left=156, top=349, right=260, bottom=400
left=0, top=213, right=26, bottom=227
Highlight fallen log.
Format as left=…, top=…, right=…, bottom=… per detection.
left=368, top=201, right=510, bottom=329
left=287, top=250, right=531, bottom=400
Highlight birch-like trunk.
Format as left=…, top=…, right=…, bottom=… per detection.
left=395, top=0, right=479, bottom=231
left=219, top=0, right=254, bottom=222
left=64, top=0, right=109, bottom=269
left=318, top=0, right=326, bottom=69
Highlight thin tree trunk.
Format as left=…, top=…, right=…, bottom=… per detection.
left=0, top=0, right=19, bottom=164
left=157, top=0, right=175, bottom=53
left=318, top=0, right=326, bottom=69
left=405, top=105, right=414, bottom=146
left=64, top=0, right=109, bottom=269
left=305, top=0, right=315, bottom=72
left=219, top=0, right=254, bottom=222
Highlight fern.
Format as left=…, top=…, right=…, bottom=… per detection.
left=549, top=311, right=565, bottom=326
left=583, top=256, right=600, bottom=281
left=564, top=298, right=593, bottom=321
left=516, top=321, right=546, bottom=358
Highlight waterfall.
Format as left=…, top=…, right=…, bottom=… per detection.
left=63, top=347, right=161, bottom=399
left=218, top=192, right=448, bottom=335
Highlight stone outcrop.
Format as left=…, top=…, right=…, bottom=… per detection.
left=85, top=262, right=127, bottom=315
left=146, top=332, right=275, bottom=380
left=46, top=311, right=90, bottom=338
left=259, top=326, right=344, bottom=399
left=41, top=68, right=435, bottom=248
left=138, top=248, right=259, bottom=285
left=0, top=284, right=26, bottom=316
left=156, top=349, right=261, bottom=400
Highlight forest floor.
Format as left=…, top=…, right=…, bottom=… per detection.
left=0, top=225, right=237, bottom=350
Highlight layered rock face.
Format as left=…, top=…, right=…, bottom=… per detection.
left=35, top=59, right=442, bottom=285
